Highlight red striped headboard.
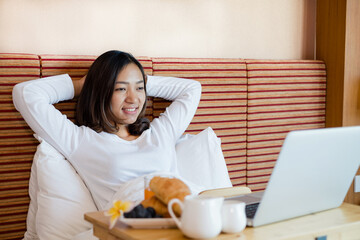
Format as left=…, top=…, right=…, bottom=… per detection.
left=0, top=54, right=326, bottom=239
left=0, top=53, right=41, bottom=240
left=152, top=58, right=248, bottom=186
left=246, top=60, right=326, bottom=191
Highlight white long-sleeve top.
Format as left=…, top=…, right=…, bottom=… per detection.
left=12, top=74, right=201, bottom=210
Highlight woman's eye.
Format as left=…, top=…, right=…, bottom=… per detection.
left=137, top=87, right=144, bottom=91
left=115, top=88, right=126, bottom=91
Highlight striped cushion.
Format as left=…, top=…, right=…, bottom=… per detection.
left=152, top=58, right=248, bottom=186
left=246, top=60, right=326, bottom=191
left=40, top=55, right=154, bottom=121
left=0, top=53, right=41, bottom=240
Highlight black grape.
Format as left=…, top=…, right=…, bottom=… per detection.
left=124, top=204, right=163, bottom=218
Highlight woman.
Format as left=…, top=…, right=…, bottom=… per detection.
left=12, top=50, right=202, bottom=210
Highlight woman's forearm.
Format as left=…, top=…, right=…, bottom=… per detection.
left=146, top=75, right=201, bottom=100
left=146, top=75, right=202, bottom=142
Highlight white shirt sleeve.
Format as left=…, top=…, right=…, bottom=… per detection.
left=12, top=74, right=84, bottom=159
left=146, top=75, right=202, bottom=143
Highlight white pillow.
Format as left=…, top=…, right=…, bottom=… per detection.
left=176, top=127, right=233, bottom=190
left=26, top=136, right=98, bottom=240
left=24, top=149, right=39, bottom=240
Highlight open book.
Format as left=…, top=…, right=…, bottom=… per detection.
left=199, top=186, right=251, bottom=198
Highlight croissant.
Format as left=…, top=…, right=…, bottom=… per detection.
left=149, top=176, right=191, bottom=216
left=141, top=195, right=170, bottom=217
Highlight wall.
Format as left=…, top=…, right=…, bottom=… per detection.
left=316, top=0, right=360, bottom=205
left=0, top=0, right=316, bottom=59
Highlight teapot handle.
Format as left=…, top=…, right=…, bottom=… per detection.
left=168, top=198, right=183, bottom=229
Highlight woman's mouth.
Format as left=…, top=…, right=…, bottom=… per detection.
left=123, top=107, right=138, bottom=114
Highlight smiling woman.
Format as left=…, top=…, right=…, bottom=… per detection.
left=12, top=50, right=202, bottom=211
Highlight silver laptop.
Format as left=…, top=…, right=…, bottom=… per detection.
left=228, top=126, right=360, bottom=227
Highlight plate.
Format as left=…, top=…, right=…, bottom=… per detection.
left=119, top=217, right=177, bottom=229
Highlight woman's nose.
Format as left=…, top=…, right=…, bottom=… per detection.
left=125, top=89, right=137, bottom=103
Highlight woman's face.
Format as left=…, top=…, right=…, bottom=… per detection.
left=111, top=63, right=146, bottom=126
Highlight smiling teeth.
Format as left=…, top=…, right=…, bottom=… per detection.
left=124, top=108, right=136, bottom=112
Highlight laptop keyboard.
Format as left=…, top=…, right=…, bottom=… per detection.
left=245, top=202, right=260, bottom=219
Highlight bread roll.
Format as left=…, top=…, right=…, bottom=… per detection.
left=141, top=195, right=170, bottom=217
left=149, top=176, right=191, bottom=216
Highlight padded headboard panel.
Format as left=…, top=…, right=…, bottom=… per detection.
left=152, top=58, right=248, bottom=186
left=246, top=60, right=326, bottom=191
left=0, top=54, right=41, bottom=239
left=0, top=54, right=327, bottom=239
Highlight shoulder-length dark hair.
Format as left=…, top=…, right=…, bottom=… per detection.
left=76, top=50, right=150, bottom=135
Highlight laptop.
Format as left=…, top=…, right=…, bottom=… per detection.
left=228, top=126, right=360, bottom=227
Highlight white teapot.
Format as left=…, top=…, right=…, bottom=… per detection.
left=168, top=195, right=224, bottom=239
